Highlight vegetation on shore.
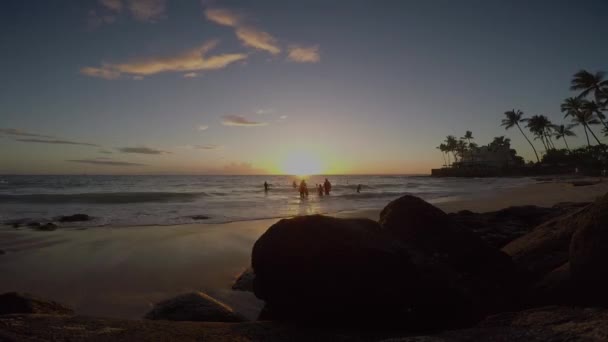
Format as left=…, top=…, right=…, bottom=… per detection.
left=437, top=69, right=608, bottom=171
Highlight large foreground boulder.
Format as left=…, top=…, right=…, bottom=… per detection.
left=253, top=196, right=523, bottom=329
left=144, top=292, right=245, bottom=322
left=252, top=215, right=424, bottom=325
left=0, top=292, right=73, bottom=315
left=569, top=193, right=608, bottom=305
left=502, top=203, right=591, bottom=280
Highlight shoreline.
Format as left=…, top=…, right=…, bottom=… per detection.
left=1, top=178, right=608, bottom=320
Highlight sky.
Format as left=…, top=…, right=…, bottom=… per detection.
left=1, top=0, right=608, bottom=175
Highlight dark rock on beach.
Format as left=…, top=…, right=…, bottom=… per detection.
left=144, top=292, right=245, bottom=322
left=252, top=215, right=422, bottom=325
left=0, top=250, right=5, bottom=255
left=37, top=222, right=58, bottom=231
left=448, top=204, right=582, bottom=248
left=57, top=214, right=92, bottom=222
left=0, top=292, right=73, bottom=315
left=232, top=268, right=255, bottom=292
left=253, top=196, right=524, bottom=328
left=190, top=215, right=210, bottom=220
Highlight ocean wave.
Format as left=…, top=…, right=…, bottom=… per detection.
left=0, top=192, right=208, bottom=204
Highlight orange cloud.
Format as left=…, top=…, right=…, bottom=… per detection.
left=287, top=45, right=320, bottom=63
left=222, top=115, right=268, bottom=127
left=81, top=40, right=247, bottom=79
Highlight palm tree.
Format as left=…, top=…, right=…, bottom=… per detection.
left=581, top=100, right=608, bottom=131
left=444, top=135, right=458, bottom=164
left=462, top=131, right=474, bottom=145
left=501, top=109, right=540, bottom=162
left=562, top=97, right=591, bottom=146
left=437, top=144, right=448, bottom=167
left=552, top=124, right=576, bottom=151
left=570, top=70, right=608, bottom=102
left=525, top=115, right=554, bottom=152
left=570, top=111, right=603, bottom=147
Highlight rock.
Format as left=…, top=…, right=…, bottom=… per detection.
left=569, top=193, right=608, bottom=305
left=144, top=292, right=245, bottom=322
left=449, top=205, right=572, bottom=248
left=37, top=222, right=58, bottom=231
left=232, top=268, right=255, bottom=292
left=57, top=214, right=91, bottom=222
left=26, top=222, right=41, bottom=228
left=190, top=215, right=210, bottom=220
left=0, top=292, right=73, bottom=315
left=252, top=215, right=424, bottom=325
left=528, top=263, right=575, bottom=306
left=253, top=205, right=521, bottom=329
left=0, top=249, right=5, bottom=255
left=502, top=203, right=591, bottom=280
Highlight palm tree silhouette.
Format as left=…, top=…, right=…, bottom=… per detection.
left=552, top=124, right=576, bottom=151
left=571, top=70, right=608, bottom=103
left=462, top=131, right=474, bottom=145
left=570, top=110, right=603, bottom=147
left=525, top=115, right=554, bottom=152
left=581, top=100, right=608, bottom=131
left=444, top=135, right=458, bottom=164
left=562, top=97, right=592, bottom=147
left=501, top=109, right=540, bottom=163
left=437, top=144, right=448, bottom=167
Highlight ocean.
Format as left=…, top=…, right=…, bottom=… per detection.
left=0, top=175, right=535, bottom=227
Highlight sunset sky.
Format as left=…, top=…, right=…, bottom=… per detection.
left=1, top=0, right=608, bottom=175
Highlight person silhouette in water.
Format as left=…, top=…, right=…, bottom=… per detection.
left=323, top=178, right=332, bottom=195
left=357, top=184, right=362, bottom=193
left=264, top=181, right=269, bottom=192
left=317, top=184, right=324, bottom=196
left=299, top=180, right=309, bottom=198
left=292, top=180, right=297, bottom=189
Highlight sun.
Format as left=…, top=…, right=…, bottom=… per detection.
left=281, top=151, right=324, bottom=176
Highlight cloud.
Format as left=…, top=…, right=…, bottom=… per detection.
left=80, top=66, right=121, bottom=80
left=221, top=115, right=267, bottom=127
left=198, top=125, right=209, bottom=131
left=132, top=75, right=144, bottom=80
left=0, top=128, right=54, bottom=138
left=194, top=144, right=222, bottom=150
left=183, top=72, right=199, bottom=78
left=87, top=10, right=118, bottom=29
left=117, top=146, right=170, bottom=154
left=128, top=0, right=166, bottom=22
left=98, top=149, right=113, bottom=154
left=235, top=27, right=281, bottom=55
left=67, top=159, right=146, bottom=166
left=15, top=138, right=99, bottom=147
left=205, top=8, right=242, bottom=27
left=287, top=45, right=320, bottom=63
left=279, top=115, right=288, bottom=119
left=99, top=0, right=123, bottom=12
left=255, top=109, right=274, bottom=115
left=81, top=40, right=247, bottom=79
left=204, top=8, right=281, bottom=55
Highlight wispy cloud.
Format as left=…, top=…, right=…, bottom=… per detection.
left=99, top=0, right=123, bottom=12
left=198, top=125, right=209, bottom=131
left=222, top=115, right=268, bottom=127
left=97, top=0, right=166, bottom=22
left=0, top=128, right=54, bottom=138
left=67, top=159, right=146, bottom=166
left=15, top=138, right=99, bottom=147
left=117, top=146, right=170, bottom=154
left=205, top=7, right=281, bottom=55
left=81, top=40, right=246, bottom=79
left=183, top=72, right=199, bottom=78
left=256, top=108, right=274, bottom=115
left=287, top=45, right=320, bottom=63
left=279, top=115, right=288, bottom=119
left=98, top=149, right=113, bottom=154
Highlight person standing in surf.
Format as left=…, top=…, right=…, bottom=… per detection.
left=323, top=178, right=332, bottom=195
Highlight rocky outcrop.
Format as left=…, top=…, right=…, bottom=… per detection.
left=0, top=292, right=73, bottom=315
left=448, top=203, right=584, bottom=248
left=569, top=193, right=608, bottom=305
left=502, top=203, right=591, bottom=280
left=252, top=196, right=522, bottom=328
left=37, top=222, right=58, bottom=231
left=144, top=292, right=245, bottom=322
left=232, top=268, right=255, bottom=292
left=57, top=214, right=92, bottom=222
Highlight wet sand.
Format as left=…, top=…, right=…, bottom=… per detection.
left=1, top=179, right=607, bottom=320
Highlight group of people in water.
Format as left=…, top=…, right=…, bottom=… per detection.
left=263, top=178, right=362, bottom=199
